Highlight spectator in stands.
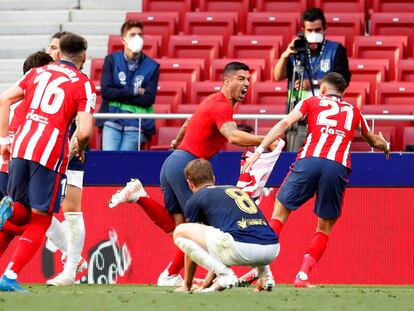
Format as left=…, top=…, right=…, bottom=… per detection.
left=98, top=20, right=159, bottom=151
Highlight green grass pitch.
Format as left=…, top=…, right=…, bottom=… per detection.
left=0, top=284, right=413, bottom=311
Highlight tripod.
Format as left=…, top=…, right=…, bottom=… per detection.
left=285, top=55, right=315, bottom=152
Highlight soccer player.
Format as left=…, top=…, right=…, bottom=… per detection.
left=45, top=32, right=88, bottom=286
left=173, top=159, right=279, bottom=293
left=242, top=72, right=390, bottom=288
left=0, top=33, right=95, bottom=292
left=109, top=62, right=275, bottom=286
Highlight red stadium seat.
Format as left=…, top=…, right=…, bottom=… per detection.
left=314, top=0, right=365, bottom=13
left=183, top=12, right=238, bottom=50
left=251, top=82, right=288, bottom=107
left=168, top=35, right=223, bottom=78
left=89, top=126, right=102, bottom=150
left=349, top=58, right=389, bottom=104
left=246, top=12, right=300, bottom=47
left=227, top=36, right=282, bottom=80
left=373, top=0, right=414, bottom=13
left=397, top=60, right=414, bottom=82
left=197, top=0, right=249, bottom=32
left=142, top=0, right=192, bottom=29
left=107, top=35, right=161, bottom=58
left=371, top=13, right=414, bottom=58
left=125, top=12, right=179, bottom=55
left=361, top=104, right=413, bottom=115
left=156, top=58, right=204, bottom=102
left=210, top=58, right=266, bottom=82
left=403, top=127, right=414, bottom=151
left=325, top=35, right=346, bottom=48
left=90, top=58, right=104, bottom=86
left=342, top=81, right=370, bottom=108
left=153, top=103, right=171, bottom=129
left=237, top=104, right=285, bottom=128
left=154, top=81, right=187, bottom=112
left=325, top=13, right=365, bottom=55
left=150, top=126, right=181, bottom=150
left=191, top=81, right=224, bottom=104
left=377, top=82, right=414, bottom=106
left=253, top=0, right=307, bottom=13
left=351, top=126, right=395, bottom=151
left=353, top=36, right=407, bottom=80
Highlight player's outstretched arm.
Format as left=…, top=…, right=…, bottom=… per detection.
left=361, top=131, right=390, bottom=160
left=220, top=121, right=265, bottom=147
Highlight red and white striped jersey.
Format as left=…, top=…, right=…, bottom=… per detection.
left=295, top=95, right=369, bottom=169
left=11, top=63, right=96, bottom=174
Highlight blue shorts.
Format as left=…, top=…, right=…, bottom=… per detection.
left=7, top=158, right=66, bottom=213
left=160, top=149, right=196, bottom=215
left=0, top=172, right=8, bottom=200
left=277, top=157, right=350, bottom=219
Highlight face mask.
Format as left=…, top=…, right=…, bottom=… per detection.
left=127, top=35, right=144, bottom=53
left=306, top=32, right=324, bottom=44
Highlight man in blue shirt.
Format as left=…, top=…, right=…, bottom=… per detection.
left=173, top=159, right=279, bottom=292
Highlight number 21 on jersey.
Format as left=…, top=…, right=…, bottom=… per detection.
left=317, top=99, right=354, bottom=131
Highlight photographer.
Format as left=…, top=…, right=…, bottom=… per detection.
left=274, top=7, right=351, bottom=99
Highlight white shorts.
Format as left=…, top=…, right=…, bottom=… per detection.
left=205, top=226, right=279, bottom=267
left=66, top=169, right=84, bottom=189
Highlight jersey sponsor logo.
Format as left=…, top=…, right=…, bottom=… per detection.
left=26, top=109, right=49, bottom=124
left=320, top=59, right=331, bottom=72
left=237, top=218, right=267, bottom=230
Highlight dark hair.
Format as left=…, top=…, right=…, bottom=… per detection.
left=59, top=33, right=88, bottom=59
left=23, top=51, right=54, bottom=74
left=184, top=159, right=215, bottom=187
left=302, top=7, right=326, bottom=30
left=321, top=72, right=348, bottom=94
left=50, top=31, right=72, bottom=40
left=237, top=123, right=254, bottom=134
left=121, top=20, right=144, bottom=36
left=223, top=62, right=250, bottom=78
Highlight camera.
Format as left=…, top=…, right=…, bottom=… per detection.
left=293, top=32, right=308, bottom=54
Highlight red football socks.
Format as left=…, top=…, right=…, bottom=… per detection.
left=9, top=202, right=31, bottom=226
left=270, top=218, right=284, bottom=236
left=7, top=213, right=52, bottom=274
left=305, top=231, right=329, bottom=262
left=137, top=197, right=176, bottom=234
left=167, top=248, right=185, bottom=275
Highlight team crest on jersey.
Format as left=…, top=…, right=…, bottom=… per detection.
left=118, top=71, right=126, bottom=85
left=320, top=59, right=331, bottom=73
left=134, top=75, right=144, bottom=88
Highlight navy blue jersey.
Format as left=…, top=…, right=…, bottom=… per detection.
left=185, top=186, right=278, bottom=245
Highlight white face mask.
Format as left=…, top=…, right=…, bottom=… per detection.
left=127, top=35, right=144, bottom=53
left=306, top=32, right=324, bottom=43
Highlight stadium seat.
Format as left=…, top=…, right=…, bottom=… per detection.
left=373, top=0, right=414, bottom=13
left=314, top=0, right=365, bottom=13
left=377, top=82, right=414, bottom=106
left=351, top=126, right=395, bottom=151
left=142, top=0, right=192, bottom=29
left=168, top=35, right=223, bottom=78
left=325, top=13, right=365, bottom=55
left=210, top=58, right=266, bottom=82
left=227, top=36, right=282, bottom=80
left=153, top=103, right=172, bottom=129
left=191, top=81, right=225, bottom=104
left=183, top=12, right=238, bottom=50
left=371, top=13, right=414, bottom=57
left=89, top=126, right=102, bottom=150
left=251, top=82, right=288, bottom=108
left=397, top=60, right=414, bottom=82
left=253, top=0, right=308, bottom=13
left=246, top=12, right=300, bottom=47
left=125, top=12, right=179, bottom=55
left=154, top=81, right=187, bottom=112
left=237, top=104, right=285, bottom=128
left=107, top=35, right=161, bottom=58
left=349, top=58, right=390, bottom=104
left=325, top=35, right=346, bottom=48
left=342, top=81, right=370, bottom=108
left=353, top=36, right=407, bottom=80
left=156, top=58, right=204, bottom=102
left=403, top=127, right=414, bottom=151
left=90, top=58, right=104, bottom=86
left=150, top=126, right=181, bottom=150
left=197, top=0, right=249, bottom=32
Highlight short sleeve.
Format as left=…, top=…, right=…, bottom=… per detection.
left=77, top=79, right=96, bottom=114
left=184, top=195, right=202, bottom=223
left=16, top=69, right=33, bottom=90
left=212, top=99, right=234, bottom=130
left=294, top=98, right=308, bottom=115
left=358, top=111, right=370, bottom=135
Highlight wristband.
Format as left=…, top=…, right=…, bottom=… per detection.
left=0, top=136, right=10, bottom=145
left=255, top=146, right=264, bottom=155
left=385, top=142, right=390, bottom=151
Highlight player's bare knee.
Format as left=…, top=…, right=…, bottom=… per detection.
left=173, top=224, right=185, bottom=240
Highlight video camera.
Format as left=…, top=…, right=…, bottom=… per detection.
left=293, top=32, right=308, bottom=54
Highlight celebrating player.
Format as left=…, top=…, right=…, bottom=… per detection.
left=242, top=72, right=390, bottom=287
left=0, top=33, right=95, bottom=292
